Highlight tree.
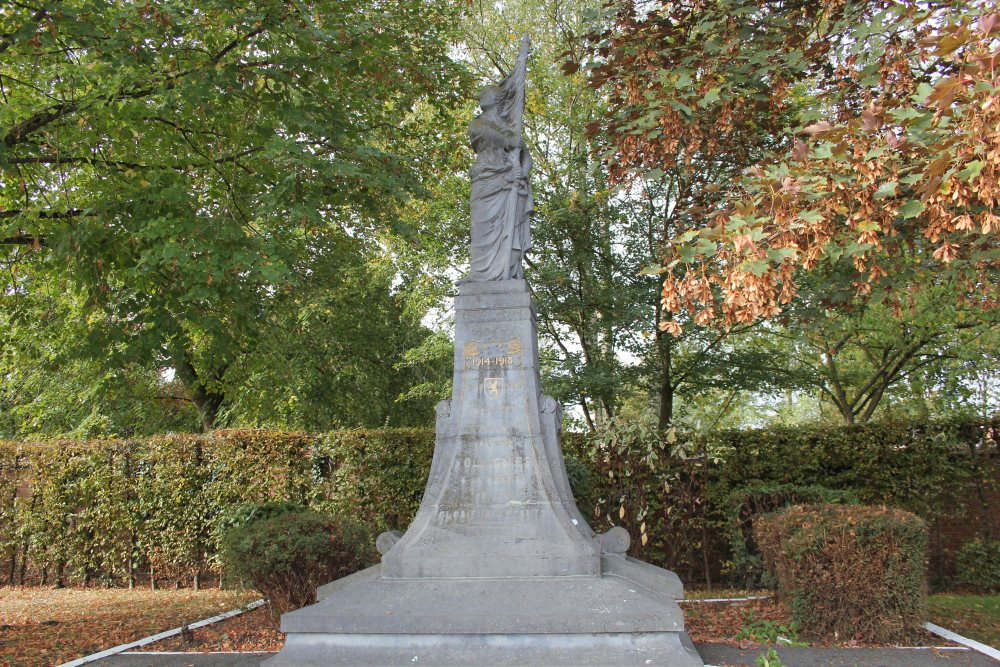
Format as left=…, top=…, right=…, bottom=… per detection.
left=0, top=260, right=202, bottom=436
left=1, top=0, right=466, bottom=429
left=217, top=241, right=449, bottom=430
left=742, top=284, right=998, bottom=424
left=584, top=1, right=999, bottom=331
left=451, top=0, right=785, bottom=429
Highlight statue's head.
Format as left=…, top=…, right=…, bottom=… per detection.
left=480, top=86, right=501, bottom=111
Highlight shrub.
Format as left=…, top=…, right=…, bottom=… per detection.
left=220, top=508, right=374, bottom=614
left=755, top=503, right=928, bottom=644
left=956, top=538, right=1000, bottom=592
left=0, top=418, right=994, bottom=588
left=754, top=648, right=785, bottom=667
left=216, top=501, right=307, bottom=537
left=723, top=483, right=859, bottom=589
left=564, top=455, right=595, bottom=509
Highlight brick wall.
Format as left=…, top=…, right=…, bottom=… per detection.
left=928, top=480, right=1000, bottom=587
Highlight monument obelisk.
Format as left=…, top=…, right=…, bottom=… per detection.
left=268, top=37, right=703, bottom=666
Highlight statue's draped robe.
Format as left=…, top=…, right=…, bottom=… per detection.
left=467, top=39, right=532, bottom=282
left=468, top=115, right=532, bottom=281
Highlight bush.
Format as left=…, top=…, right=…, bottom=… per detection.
left=0, top=418, right=994, bottom=588
left=723, top=483, right=859, bottom=589
left=564, top=455, right=595, bottom=509
left=216, top=501, right=307, bottom=538
left=956, top=538, right=1000, bottom=592
left=755, top=503, right=928, bottom=644
left=220, top=508, right=374, bottom=614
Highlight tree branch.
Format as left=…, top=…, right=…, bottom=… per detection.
left=2, top=147, right=263, bottom=171
left=0, top=6, right=47, bottom=56
left=1, top=234, right=46, bottom=247
left=2, top=22, right=269, bottom=148
left=0, top=208, right=86, bottom=220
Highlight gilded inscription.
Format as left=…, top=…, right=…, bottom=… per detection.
left=469, top=355, right=514, bottom=368
left=463, top=338, right=524, bottom=369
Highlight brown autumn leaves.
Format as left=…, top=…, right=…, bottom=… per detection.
left=584, top=2, right=999, bottom=335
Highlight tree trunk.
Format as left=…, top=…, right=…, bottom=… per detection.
left=701, top=523, right=712, bottom=591
left=656, top=328, right=674, bottom=430
left=192, top=390, right=223, bottom=432
left=172, top=350, right=226, bottom=432
left=7, top=547, right=16, bottom=585
left=16, top=537, right=29, bottom=585
left=6, top=455, right=19, bottom=585
left=658, top=380, right=674, bottom=432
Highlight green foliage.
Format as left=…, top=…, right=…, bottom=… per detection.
left=0, top=418, right=994, bottom=588
left=586, top=415, right=713, bottom=563
left=736, top=609, right=803, bottom=646
left=220, top=508, right=373, bottom=614
left=313, top=428, right=435, bottom=532
left=755, top=504, right=928, bottom=644
left=956, top=539, right=1000, bottom=593
left=754, top=648, right=785, bottom=667
left=563, top=454, right=595, bottom=518
left=0, top=430, right=423, bottom=587
left=215, top=501, right=307, bottom=542
left=0, top=0, right=467, bottom=431
left=723, top=484, right=859, bottom=590
left=577, top=417, right=996, bottom=587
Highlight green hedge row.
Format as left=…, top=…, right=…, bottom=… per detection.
left=0, top=429, right=434, bottom=588
left=0, top=418, right=995, bottom=588
left=569, top=417, right=997, bottom=588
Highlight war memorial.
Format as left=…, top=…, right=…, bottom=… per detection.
left=267, top=38, right=703, bottom=666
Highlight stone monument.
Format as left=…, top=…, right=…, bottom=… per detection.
left=266, top=37, right=703, bottom=666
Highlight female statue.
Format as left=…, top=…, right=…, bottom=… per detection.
left=467, top=37, right=532, bottom=281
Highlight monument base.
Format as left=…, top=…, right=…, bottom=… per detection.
left=266, top=561, right=703, bottom=666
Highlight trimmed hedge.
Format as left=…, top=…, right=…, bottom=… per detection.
left=568, top=417, right=997, bottom=588
left=220, top=506, right=373, bottom=614
left=721, top=483, right=859, bottom=589
left=956, top=538, right=1000, bottom=593
left=0, top=418, right=995, bottom=589
left=0, top=429, right=432, bottom=588
left=754, top=504, right=928, bottom=644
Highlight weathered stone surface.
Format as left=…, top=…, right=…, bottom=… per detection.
left=266, top=36, right=701, bottom=667
left=381, top=280, right=601, bottom=580
left=269, top=632, right=700, bottom=666
left=272, top=562, right=700, bottom=665
left=267, top=279, right=701, bottom=666
left=467, top=36, right=532, bottom=282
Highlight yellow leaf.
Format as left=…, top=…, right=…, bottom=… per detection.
left=619, top=505, right=626, bottom=520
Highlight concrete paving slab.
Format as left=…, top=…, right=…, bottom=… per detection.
left=90, top=644, right=1000, bottom=667
left=93, top=652, right=274, bottom=666
left=697, top=643, right=1000, bottom=666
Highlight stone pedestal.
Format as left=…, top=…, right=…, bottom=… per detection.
left=266, top=281, right=703, bottom=666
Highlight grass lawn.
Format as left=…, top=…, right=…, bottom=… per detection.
left=0, top=586, right=259, bottom=667
left=927, top=593, right=1000, bottom=648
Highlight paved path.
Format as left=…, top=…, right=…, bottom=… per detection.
left=91, top=644, right=1000, bottom=666
left=697, top=643, right=999, bottom=666
left=95, top=653, right=271, bottom=666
